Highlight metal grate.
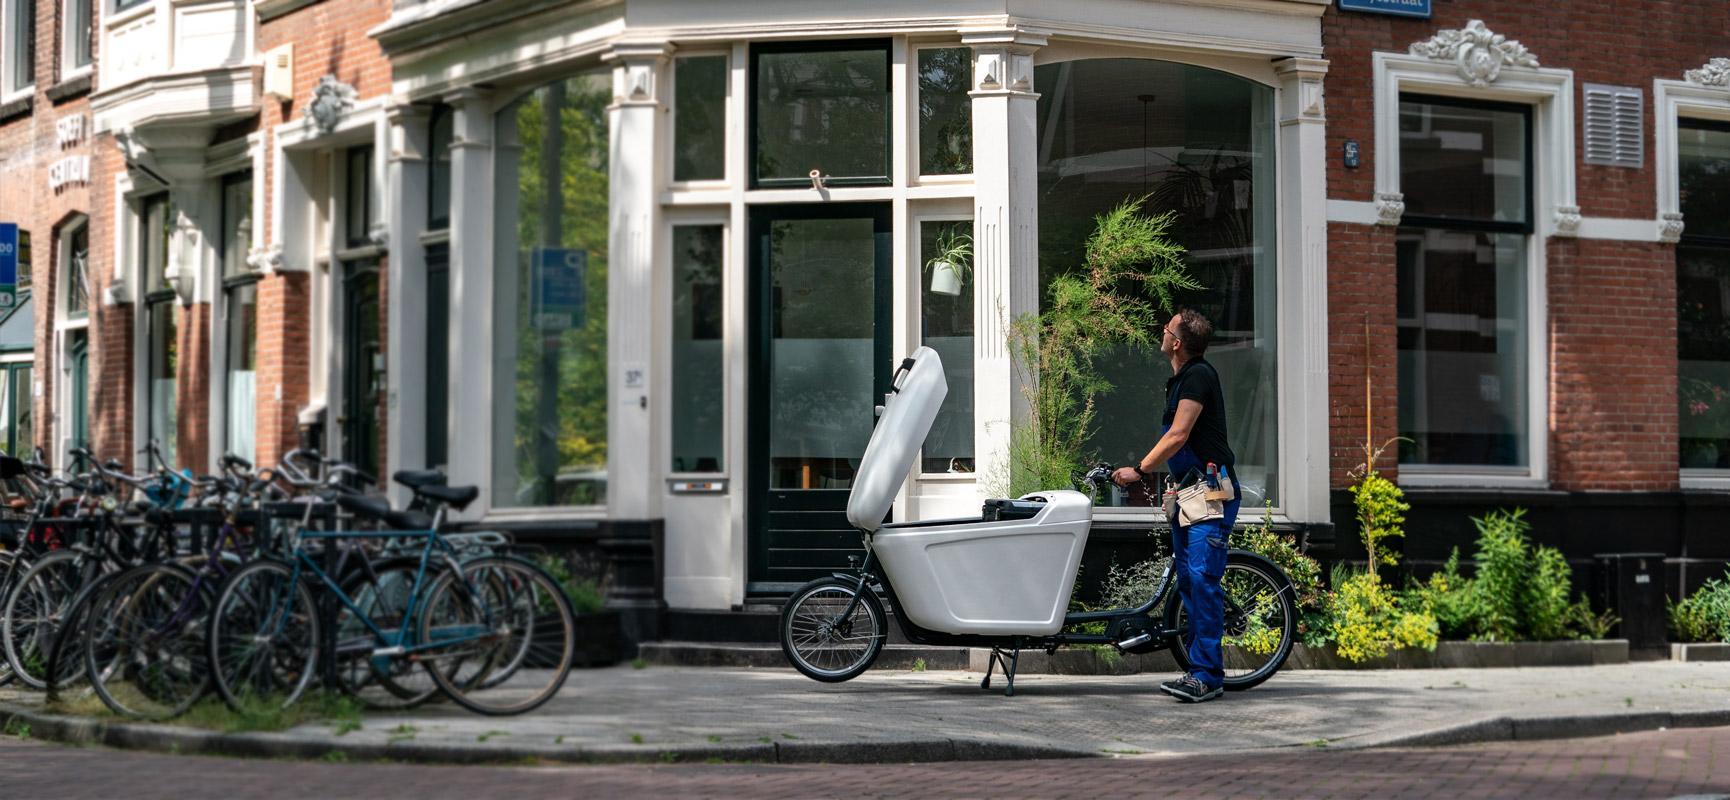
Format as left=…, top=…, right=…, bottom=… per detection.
left=1583, top=83, right=1643, bottom=168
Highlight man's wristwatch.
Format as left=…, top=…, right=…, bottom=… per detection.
left=1132, top=464, right=1153, bottom=479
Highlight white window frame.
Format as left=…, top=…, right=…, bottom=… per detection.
left=59, top=0, right=91, bottom=80
left=204, top=135, right=262, bottom=468
left=661, top=210, right=729, bottom=480
left=909, top=205, right=974, bottom=483
left=1658, top=73, right=1730, bottom=489
left=1372, top=48, right=1575, bottom=489
left=1, top=0, right=36, bottom=103
left=53, top=215, right=89, bottom=470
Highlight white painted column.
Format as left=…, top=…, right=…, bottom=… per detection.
left=1273, top=57, right=1331, bottom=525
left=384, top=101, right=430, bottom=506
left=605, top=43, right=669, bottom=522
left=443, top=86, right=494, bottom=520
left=965, top=30, right=1044, bottom=498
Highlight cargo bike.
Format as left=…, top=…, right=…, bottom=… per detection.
left=778, top=347, right=1297, bottom=696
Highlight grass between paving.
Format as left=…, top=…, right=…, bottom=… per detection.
left=47, top=690, right=363, bottom=735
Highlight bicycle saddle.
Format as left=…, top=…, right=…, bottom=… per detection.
left=392, top=469, right=447, bottom=490
left=416, top=484, right=478, bottom=511
left=335, top=493, right=434, bottom=531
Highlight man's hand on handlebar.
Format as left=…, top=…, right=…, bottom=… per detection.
left=1110, top=465, right=1148, bottom=487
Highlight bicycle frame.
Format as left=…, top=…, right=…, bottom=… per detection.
left=269, top=529, right=492, bottom=658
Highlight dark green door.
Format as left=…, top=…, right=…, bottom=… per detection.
left=341, top=261, right=382, bottom=480
left=69, top=331, right=88, bottom=455
left=748, top=204, right=892, bottom=593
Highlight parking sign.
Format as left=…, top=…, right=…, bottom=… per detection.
left=0, top=223, right=17, bottom=309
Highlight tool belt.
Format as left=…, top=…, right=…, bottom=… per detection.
left=1161, top=469, right=1236, bottom=526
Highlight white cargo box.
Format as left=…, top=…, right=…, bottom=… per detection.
left=846, top=347, right=1091, bottom=636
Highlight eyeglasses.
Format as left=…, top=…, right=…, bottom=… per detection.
left=1162, top=326, right=1179, bottom=340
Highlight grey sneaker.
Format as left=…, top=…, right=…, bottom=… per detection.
left=1160, top=675, right=1223, bottom=703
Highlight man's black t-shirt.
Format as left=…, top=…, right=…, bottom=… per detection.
left=1163, top=357, right=1235, bottom=469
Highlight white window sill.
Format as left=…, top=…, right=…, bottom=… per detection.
left=0, top=86, right=35, bottom=106
left=1395, top=469, right=1549, bottom=490
left=59, top=64, right=93, bottom=84
left=1680, top=470, right=1730, bottom=491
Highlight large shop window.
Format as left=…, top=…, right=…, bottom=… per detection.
left=670, top=225, right=723, bottom=473
left=141, top=194, right=178, bottom=465
left=674, top=56, right=726, bottom=183
left=1395, top=96, right=1533, bottom=470
left=920, top=219, right=973, bottom=473
left=492, top=71, right=611, bottom=508
left=1678, top=118, right=1730, bottom=470
left=1035, top=59, right=1279, bottom=505
left=752, top=40, right=890, bottom=187
left=220, top=173, right=256, bottom=462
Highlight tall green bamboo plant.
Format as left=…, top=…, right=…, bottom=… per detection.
left=993, top=197, right=1201, bottom=497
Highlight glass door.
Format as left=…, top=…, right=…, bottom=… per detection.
left=341, top=260, right=382, bottom=481
left=748, top=203, right=891, bottom=592
left=68, top=331, right=88, bottom=457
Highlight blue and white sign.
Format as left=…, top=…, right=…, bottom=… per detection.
left=531, top=247, right=587, bottom=331
left=1338, top=0, right=1430, bottom=18
left=0, top=223, right=17, bottom=309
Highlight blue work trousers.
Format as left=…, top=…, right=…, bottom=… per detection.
left=1171, top=498, right=1240, bottom=689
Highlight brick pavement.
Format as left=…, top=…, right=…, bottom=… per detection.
left=1, top=724, right=1728, bottom=798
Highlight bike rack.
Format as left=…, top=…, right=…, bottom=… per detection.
left=980, top=638, right=1022, bottom=697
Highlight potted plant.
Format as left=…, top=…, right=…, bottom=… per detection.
left=925, top=229, right=972, bottom=297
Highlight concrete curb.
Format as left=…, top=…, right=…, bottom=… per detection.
left=0, top=703, right=1095, bottom=765
left=1352, top=707, right=1730, bottom=751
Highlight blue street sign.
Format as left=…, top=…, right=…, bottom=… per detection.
left=1338, top=0, right=1430, bottom=18
left=531, top=247, right=587, bottom=331
left=0, top=223, right=17, bottom=309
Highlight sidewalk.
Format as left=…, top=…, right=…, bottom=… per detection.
left=3, top=661, right=1728, bottom=765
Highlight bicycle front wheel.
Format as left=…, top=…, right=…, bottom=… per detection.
left=1164, top=551, right=1295, bottom=691
left=2, top=551, right=87, bottom=689
left=779, top=576, right=885, bottom=683
left=419, top=557, right=574, bottom=716
left=207, top=560, right=320, bottom=711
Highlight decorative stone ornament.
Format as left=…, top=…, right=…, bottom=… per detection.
left=1684, top=58, right=1730, bottom=88
left=1374, top=192, right=1406, bottom=226
left=1408, top=20, right=1539, bottom=88
left=308, top=75, right=358, bottom=135
left=1659, top=212, right=1686, bottom=244
left=246, top=245, right=283, bottom=273
left=1553, top=205, right=1581, bottom=236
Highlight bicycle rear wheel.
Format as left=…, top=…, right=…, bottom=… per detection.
left=419, top=557, right=574, bottom=716
left=207, top=560, right=320, bottom=711
left=85, top=564, right=212, bottom=719
left=1164, top=551, right=1295, bottom=691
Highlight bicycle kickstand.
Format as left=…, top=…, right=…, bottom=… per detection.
left=979, top=641, right=1022, bottom=697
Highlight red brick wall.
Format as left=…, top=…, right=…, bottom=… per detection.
left=255, top=270, right=309, bottom=469
left=1322, top=3, right=1730, bottom=490
left=0, top=0, right=100, bottom=463
left=177, top=302, right=211, bottom=471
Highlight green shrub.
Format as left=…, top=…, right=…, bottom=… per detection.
left=1669, top=577, right=1730, bottom=643
left=1404, top=548, right=1490, bottom=640
left=539, top=554, right=607, bottom=615
left=1348, top=472, right=1409, bottom=580
left=1328, top=570, right=1438, bottom=662
left=1232, top=503, right=1331, bottom=647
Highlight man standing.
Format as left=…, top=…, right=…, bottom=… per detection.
left=1113, top=309, right=1239, bottom=703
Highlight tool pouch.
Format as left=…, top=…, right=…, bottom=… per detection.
left=1174, top=474, right=1234, bottom=526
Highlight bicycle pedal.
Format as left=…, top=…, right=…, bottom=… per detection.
left=1115, top=632, right=1153, bottom=652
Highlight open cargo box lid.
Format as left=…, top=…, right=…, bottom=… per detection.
left=846, top=347, right=947, bottom=532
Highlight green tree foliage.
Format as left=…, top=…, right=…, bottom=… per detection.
left=995, top=197, right=1199, bottom=496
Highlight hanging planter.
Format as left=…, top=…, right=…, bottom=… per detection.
left=925, top=229, right=972, bottom=297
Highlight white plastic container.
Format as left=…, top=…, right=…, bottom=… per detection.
left=871, top=491, right=1092, bottom=635
left=844, top=346, right=1093, bottom=637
